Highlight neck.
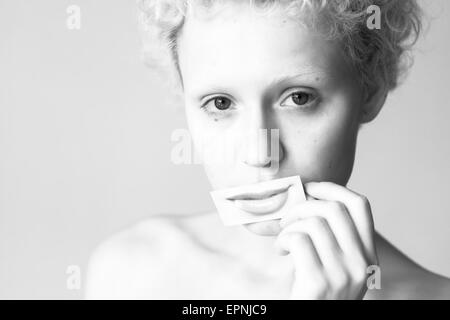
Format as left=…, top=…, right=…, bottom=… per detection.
left=374, top=231, right=422, bottom=273
left=227, top=223, right=419, bottom=272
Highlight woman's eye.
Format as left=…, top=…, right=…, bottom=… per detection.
left=213, top=97, right=232, bottom=110
left=280, top=91, right=317, bottom=108
left=201, top=96, right=234, bottom=116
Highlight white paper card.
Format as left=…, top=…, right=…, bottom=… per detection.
left=210, top=175, right=306, bottom=226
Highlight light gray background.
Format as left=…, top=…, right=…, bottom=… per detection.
left=1, top=0, right=449, bottom=299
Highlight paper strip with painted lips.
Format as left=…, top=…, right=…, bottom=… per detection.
left=210, top=175, right=306, bottom=226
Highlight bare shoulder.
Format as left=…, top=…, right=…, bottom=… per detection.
left=84, top=212, right=213, bottom=299
left=364, top=267, right=450, bottom=300
left=365, top=236, right=450, bottom=300
left=397, top=267, right=450, bottom=299
left=414, top=269, right=450, bottom=299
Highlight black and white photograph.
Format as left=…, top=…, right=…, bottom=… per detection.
left=2, top=0, right=450, bottom=302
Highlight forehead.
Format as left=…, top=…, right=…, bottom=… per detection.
left=177, top=3, right=349, bottom=92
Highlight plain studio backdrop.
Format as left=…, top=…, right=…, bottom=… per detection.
left=1, top=0, right=450, bottom=299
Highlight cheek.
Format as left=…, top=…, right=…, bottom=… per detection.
left=185, top=105, right=243, bottom=186
left=190, top=129, right=240, bottom=187
left=197, top=131, right=238, bottom=165
left=285, top=101, right=359, bottom=183
left=312, top=105, right=359, bottom=182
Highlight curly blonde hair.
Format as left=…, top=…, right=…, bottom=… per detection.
left=137, top=0, right=422, bottom=97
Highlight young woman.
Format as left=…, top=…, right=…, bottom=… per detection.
left=85, top=0, right=450, bottom=299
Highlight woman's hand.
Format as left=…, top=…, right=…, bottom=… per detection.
left=274, top=181, right=378, bottom=300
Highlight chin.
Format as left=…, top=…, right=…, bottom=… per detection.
left=243, top=219, right=282, bottom=236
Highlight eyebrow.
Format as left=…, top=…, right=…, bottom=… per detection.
left=268, top=69, right=331, bottom=88
left=193, top=69, right=329, bottom=101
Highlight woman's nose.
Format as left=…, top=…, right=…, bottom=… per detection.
left=242, top=108, right=284, bottom=168
left=243, top=128, right=272, bottom=167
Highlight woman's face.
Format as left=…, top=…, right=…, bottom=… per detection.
left=177, top=4, right=365, bottom=234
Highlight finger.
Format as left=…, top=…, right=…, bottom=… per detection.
left=304, top=182, right=377, bottom=264
left=276, top=219, right=351, bottom=299
left=274, top=232, right=327, bottom=299
left=278, top=217, right=343, bottom=270
left=280, top=200, right=365, bottom=259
